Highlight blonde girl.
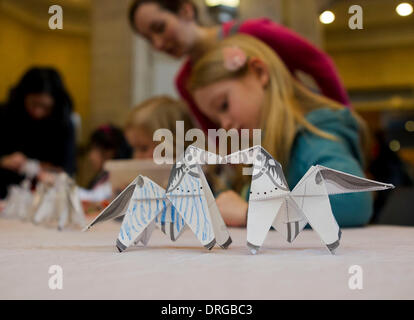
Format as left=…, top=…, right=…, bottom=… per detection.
left=189, top=34, right=372, bottom=228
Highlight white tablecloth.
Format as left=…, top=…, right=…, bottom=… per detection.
left=1, top=218, right=413, bottom=299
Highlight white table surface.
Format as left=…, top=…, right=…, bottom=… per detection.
left=1, top=218, right=413, bottom=300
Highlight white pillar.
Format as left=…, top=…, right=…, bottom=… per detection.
left=282, top=0, right=323, bottom=47
left=90, top=0, right=133, bottom=131
left=239, top=0, right=283, bottom=23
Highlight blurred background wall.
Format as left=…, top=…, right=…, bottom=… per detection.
left=0, top=0, right=91, bottom=140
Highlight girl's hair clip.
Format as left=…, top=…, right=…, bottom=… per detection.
left=98, top=124, right=112, bottom=134
left=222, top=46, right=248, bottom=72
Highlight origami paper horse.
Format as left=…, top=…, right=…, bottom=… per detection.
left=226, top=146, right=394, bottom=254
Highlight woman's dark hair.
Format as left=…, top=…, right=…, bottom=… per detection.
left=89, top=124, right=132, bottom=160
left=128, top=0, right=199, bottom=32
left=6, top=67, right=73, bottom=126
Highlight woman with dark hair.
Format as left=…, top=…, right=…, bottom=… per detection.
left=128, top=0, right=350, bottom=132
left=0, top=67, right=76, bottom=198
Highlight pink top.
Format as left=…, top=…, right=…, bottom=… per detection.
left=175, top=18, right=350, bottom=132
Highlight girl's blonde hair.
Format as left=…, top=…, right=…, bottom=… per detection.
left=125, top=96, right=195, bottom=156
left=189, top=34, right=369, bottom=169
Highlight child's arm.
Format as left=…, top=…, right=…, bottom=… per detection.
left=216, top=190, right=248, bottom=227
left=0, top=152, right=27, bottom=172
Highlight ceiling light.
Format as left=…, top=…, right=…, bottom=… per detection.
left=205, top=0, right=221, bottom=6
left=389, top=140, right=401, bottom=152
left=396, top=3, right=413, bottom=16
left=221, top=0, right=240, bottom=7
left=405, top=120, right=414, bottom=132
left=319, top=11, right=335, bottom=24
left=205, top=0, right=240, bottom=7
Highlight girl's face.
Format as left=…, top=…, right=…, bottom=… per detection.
left=89, top=147, right=113, bottom=172
left=193, top=67, right=269, bottom=131
left=134, top=3, right=197, bottom=58
left=24, top=93, right=54, bottom=120
left=126, top=128, right=157, bottom=160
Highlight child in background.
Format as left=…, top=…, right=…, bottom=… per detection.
left=79, top=125, right=132, bottom=203
left=125, top=96, right=195, bottom=160
left=189, top=34, right=372, bottom=228
left=125, top=96, right=230, bottom=194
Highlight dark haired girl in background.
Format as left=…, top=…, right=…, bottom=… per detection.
left=78, top=125, right=132, bottom=205
left=86, top=124, right=132, bottom=190
left=0, top=67, right=76, bottom=198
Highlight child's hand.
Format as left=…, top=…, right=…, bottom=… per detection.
left=37, top=170, right=57, bottom=185
left=0, top=152, right=27, bottom=172
left=216, top=190, right=248, bottom=227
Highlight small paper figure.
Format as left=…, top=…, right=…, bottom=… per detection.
left=85, top=146, right=232, bottom=252
left=1, top=172, right=85, bottom=230
left=2, top=180, right=33, bottom=220
left=85, top=175, right=186, bottom=251
left=225, top=146, right=394, bottom=254
left=31, top=173, right=86, bottom=230
left=165, top=146, right=232, bottom=250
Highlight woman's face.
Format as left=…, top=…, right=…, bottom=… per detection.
left=193, top=71, right=267, bottom=132
left=24, top=93, right=54, bottom=120
left=133, top=3, right=197, bottom=58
